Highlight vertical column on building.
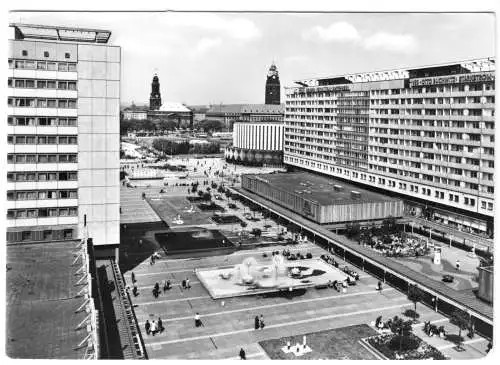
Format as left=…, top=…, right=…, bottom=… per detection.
left=77, top=44, right=121, bottom=247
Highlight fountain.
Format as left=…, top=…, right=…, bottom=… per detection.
left=196, top=255, right=347, bottom=299
left=172, top=214, right=184, bottom=224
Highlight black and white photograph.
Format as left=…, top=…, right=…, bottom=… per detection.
left=2, top=0, right=497, bottom=360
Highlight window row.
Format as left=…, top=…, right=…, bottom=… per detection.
left=9, top=59, right=77, bottom=72
left=7, top=228, right=74, bottom=242
left=8, top=78, right=77, bottom=90
left=8, top=135, right=77, bottom=145
left=7, top=207, right=78, bottom=219
left=19, top=50, right=72, bottom=59
left=8, top=97, right=77, bottom=109
left=7, top=171, right=78, bottom=182
left=8, top=116, right=77, bottom=127
left=7, top=154, right=78, bottom=164
left=7, top=189, right=78, bottom=201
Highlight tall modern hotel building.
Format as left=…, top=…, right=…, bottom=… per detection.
left=284, top=58, right=495, bottom=236
left=7, top=24, right=121, bottom=256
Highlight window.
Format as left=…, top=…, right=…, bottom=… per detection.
left=47, top=62, right=57, bottom=71
left=65, top=52, right=70, bottom=59
left=47, top=99, right=57, bottom=108
left=68, top=63, right=77, bottom=72
left=37, top=80, right=47, bottom=89
left=44, top=51, right=49, bottom=57
left=58, top=62, right=68, bottom=72
left=47, top=80, right=56, bottom=88
left=22, top=231, right=32, bottom=240
left=22, top=50, right=28, bottom=56
left=37, top=61, right=47, bottom=70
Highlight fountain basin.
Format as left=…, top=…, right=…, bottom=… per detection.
left=196, top=258, right=348, bottom=299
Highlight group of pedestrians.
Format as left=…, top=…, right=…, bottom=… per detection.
left=254, top=315, right=265, bottom=330
left=145, top=317, right=165, bottom=336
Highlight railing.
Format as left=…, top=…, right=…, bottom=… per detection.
left=109, top=260, right=147, bottom=359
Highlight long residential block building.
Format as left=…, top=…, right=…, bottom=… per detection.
left=7, top=24, right=121, bottom=255
left=284, top=58, right=495, bottom=235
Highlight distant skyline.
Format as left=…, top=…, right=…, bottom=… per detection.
left=9, top=12, right=495, bottom=105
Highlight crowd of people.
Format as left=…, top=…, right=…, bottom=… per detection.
left=145, top=317, right=165, bottom=336
left=365, top=233, right=430, bottom=258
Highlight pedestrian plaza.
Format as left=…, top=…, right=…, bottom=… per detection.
left=124, top=241, right=489, bottom=360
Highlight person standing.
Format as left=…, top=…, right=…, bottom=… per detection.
left=158, top=317, right=164, bottom=333
left=151, top=320, right=157, bottom=336
left=145, top=320, right=151, bottom=335
left=259, top=315, right=265, bottom=330
left=131, top=272, right=136, bottom=283
left=254, top=315, right=260, bottom=330
left=186, top=278, right=191, bottom=289
left=239, top=348, right=246, bottom=360
left=456, top=259, right=460, bottom=271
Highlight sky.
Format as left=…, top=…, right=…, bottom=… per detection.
left=8, top=12, right=495, bottom=106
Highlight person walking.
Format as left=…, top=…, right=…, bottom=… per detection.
left=181, top=279, right=186, bottom=289
left=259, top=315, right=265, bottom=330
left=195, top=313, right=202, bottom=327
left=186, top=278, right=191, bottom=289
left=132, top=285, right=139, bottom=297
left=145, top=320, right=151, bottom=335
left=239, top=348, right=246, bottom=360
left=456, top=259, right=460, bottom=271
left=131, top=272, right=136, bottom=283
left=254, top=315, right=260, bottom=330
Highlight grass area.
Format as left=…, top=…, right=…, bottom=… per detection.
left=147, top=196, right=214, bottom=225
left=366, top=333, right=448, bottom=360
left=259, top=324, right=379, bottom=360
left=155, top=228, right=234, bottom=252
left=211, top=215, right=243, bottom=225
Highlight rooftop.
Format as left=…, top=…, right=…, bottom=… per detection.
left=6, top=240, right=94, bottom=359
left=244, top=172, right=401, bottom=206
left=10, top=23, right=112, bottom=44
left=158, top=102, right=191, bottom=113
left=207, top=104, right=285, bottom=115
left=292, top=57, right=495, bottom=87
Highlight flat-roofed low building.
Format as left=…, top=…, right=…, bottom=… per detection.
left=242, top=172, right=403, bottom=224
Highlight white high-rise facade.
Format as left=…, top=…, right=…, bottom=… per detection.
left=284, top=58, right=495, bottom=236
left=7, top=24, right=120, bottom=252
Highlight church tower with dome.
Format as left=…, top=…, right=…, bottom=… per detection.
left=265, top=62, right=281, bottom=105
left=149, top=73, right=162, bottom=110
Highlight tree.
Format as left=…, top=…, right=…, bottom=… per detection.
left=450, top=310, right=469, bottom=349
left=389, top=316, right=413, bottom=352
left=251, top=228, right=262, bottom=238
left=407, top=285, right=424, bottom=321
left=199, top=119, right=224, bottom=133
left=381, top=216, right=397, bottom=235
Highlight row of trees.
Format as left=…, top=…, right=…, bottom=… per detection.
left=121, top=118, right=226, bottom=135
left=152, top=138, right=220, bottom=155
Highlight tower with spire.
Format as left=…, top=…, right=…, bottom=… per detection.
left=265, top=62, right=281, bottom=105
left=149, top=73, right=162, bottom=110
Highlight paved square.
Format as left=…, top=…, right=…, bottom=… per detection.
left=124, top=240, right=488, bottom=360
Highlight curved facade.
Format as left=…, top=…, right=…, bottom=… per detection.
left=225, top=121, right=284, bottom=166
